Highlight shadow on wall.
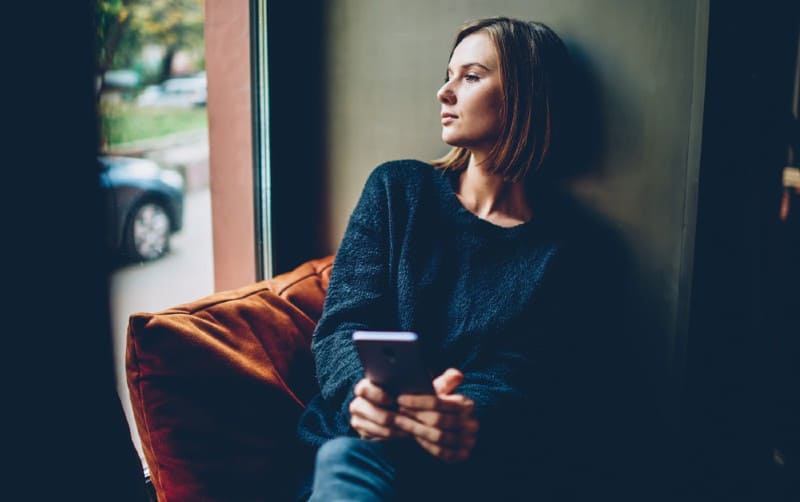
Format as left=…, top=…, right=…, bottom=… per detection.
left=531, top=37, right=679, bottom=500
left=556, top=38, right=646, bottom=182
left=555, top=39, right=606, bottom=181
left=563, top=35, right=675, bottom=433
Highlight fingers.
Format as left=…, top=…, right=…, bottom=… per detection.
left=394, top=415, right=465, bottom=448
left=414, top=436, right=473, bottom=464
left=354, top=378, right=396, bottom=407
left=349, top=396, right=408, bottom=439
left=351, top=413, right=408, bottom=440
left=349, top=396, right=393, bottom=428
left=392, top=389, right=479, bottom=463
left=433, top=368, right=463, bottom=395
left=394, top=405, right=479, bottom=442
left=399, top=408, right=480, bottom=435
left=350, top=413, right=392, bottom=439
left=396, top=393, right=474, bottom=415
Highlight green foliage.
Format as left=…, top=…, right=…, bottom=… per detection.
left=97, top=0, right=207, bottom=150
left=130, top=0, right=204, bottom=50
left=96, top=0, right=132, bottom=71
left=96, top=0, right=204, bottom=75
left=100, top=102, right=207, bottom=147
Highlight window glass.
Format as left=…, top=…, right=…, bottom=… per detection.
left=96, top=0, right=213, bottom=467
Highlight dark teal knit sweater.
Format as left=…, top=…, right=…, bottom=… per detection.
left=296, top=159, right=573, bottom=462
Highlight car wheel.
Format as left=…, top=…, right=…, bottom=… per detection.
left=125, top=200, right=172, bottom=262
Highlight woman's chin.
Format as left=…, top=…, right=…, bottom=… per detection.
left=441, top=133, right=462, bottom=147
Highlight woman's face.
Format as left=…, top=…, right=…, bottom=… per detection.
left=437, top=31, right=504, bottom=158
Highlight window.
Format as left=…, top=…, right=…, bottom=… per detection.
left=96, top=0, right=214, bottom=468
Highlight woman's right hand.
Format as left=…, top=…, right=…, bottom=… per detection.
left=349, top=378, right=410, bottom=440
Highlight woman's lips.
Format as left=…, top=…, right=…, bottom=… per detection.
left=441, top=112, right=457, bottom=125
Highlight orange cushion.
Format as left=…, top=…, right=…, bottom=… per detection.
left=126, top=256, right=333, bottom=502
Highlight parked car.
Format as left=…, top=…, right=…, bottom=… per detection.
left=136, top=73, right=207, bottom=108
left=99, top=155, right=185, bottom=262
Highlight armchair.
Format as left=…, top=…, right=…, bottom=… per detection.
left=126, top=256, right=334, bottom=501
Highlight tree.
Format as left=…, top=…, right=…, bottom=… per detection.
left=95, top=0, right=204, bottom=100
left=95, top=0, right=136, bottom=101
left=128, top=0, right=204, bottom=82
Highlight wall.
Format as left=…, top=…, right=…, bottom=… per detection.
left=321, top=0, right=709, bottom=418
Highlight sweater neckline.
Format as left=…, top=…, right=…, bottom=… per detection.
left=435, top=167, right=539, bottom=238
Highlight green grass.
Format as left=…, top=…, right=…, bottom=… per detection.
left=100, top=102, right=208, bottom=147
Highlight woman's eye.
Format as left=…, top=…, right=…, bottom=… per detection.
left=464, top=74, right=480, bottom=82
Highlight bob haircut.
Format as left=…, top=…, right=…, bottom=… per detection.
left=432, top=17, right=570, bottom=186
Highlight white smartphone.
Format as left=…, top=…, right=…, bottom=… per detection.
left=352, top=331, right=434, bottom=395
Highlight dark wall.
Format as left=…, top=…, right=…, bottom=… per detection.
left=683, top=1, right=800, bottom=499
left=8, top=2, right=148, bottom=500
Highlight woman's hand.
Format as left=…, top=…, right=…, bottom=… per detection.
left=393, top=368, right=479, bottom=463
left=349, top=378, right=410, bottom=440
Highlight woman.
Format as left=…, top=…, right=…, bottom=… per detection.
left=295, top=17, right=574, bottom=500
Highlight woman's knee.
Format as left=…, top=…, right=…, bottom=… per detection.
left=310, top=437, right=400, bottom=500
left=314, top=437, right=372, bottom=470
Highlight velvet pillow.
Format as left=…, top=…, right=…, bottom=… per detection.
left=126, top=256, right=333, bottom=502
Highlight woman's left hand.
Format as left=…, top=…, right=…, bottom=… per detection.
left=393, top=368, right=480, bottom=463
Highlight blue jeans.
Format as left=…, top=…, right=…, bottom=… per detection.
left=303, top=436, right=529, bottom=501
left=308, top=437, right=410, bottom=501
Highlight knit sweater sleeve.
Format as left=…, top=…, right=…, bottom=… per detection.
left=307, top=165, right=396, bottom=438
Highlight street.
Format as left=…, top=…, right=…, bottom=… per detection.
left=110, top=187, right=214, bottom=462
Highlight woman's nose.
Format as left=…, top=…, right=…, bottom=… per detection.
left=437, top=82, right=455, bottom=104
